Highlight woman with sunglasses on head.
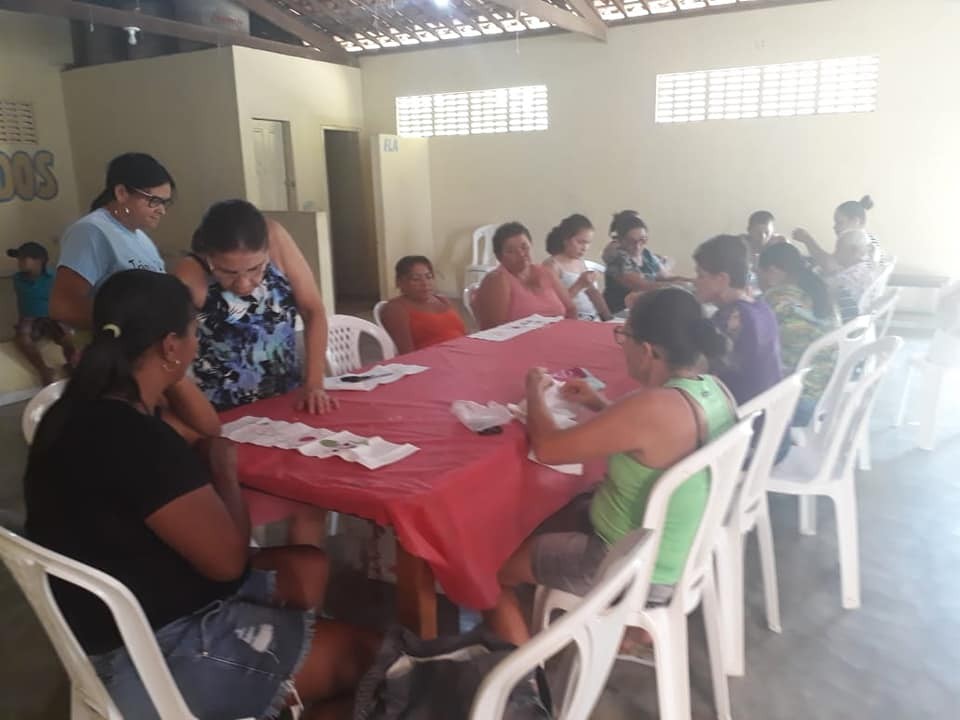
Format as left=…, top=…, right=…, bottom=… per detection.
left=174, top=200, right=334, bottom=545
left=485, top=288, right=737, bottom=646
left=50, top=152, right=220, bottom=440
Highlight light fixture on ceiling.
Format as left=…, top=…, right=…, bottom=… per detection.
left=123, top=26, right=141, bottom=45
left=434, top=0, right=450, bottom=7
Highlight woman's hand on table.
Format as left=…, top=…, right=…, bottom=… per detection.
left=525, top=367, right=553, bottom=398
left=560, top=378, right=608, bottom=412
left=296, top=386, right=340, bottom=415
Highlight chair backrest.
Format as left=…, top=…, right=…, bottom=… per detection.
left=0, top=526, right=197, bottom=719
left=641, top=416, right=757, bottom=608
left=857, top=255, right=897, bottom=314
left=463, top=282, right=480, bottom=323
left=796, top=314, right=872, bottom=431
left=865, top=287, right=900, bottom=339
left=470, top=528, right=658, bottom=720
left=326, top=314, right=398, bottom=376
left=472, top=224, right=498, bottom=268
left=372, top=300, right=388, bottom=329
left=806, top=335, right=902, bottom=482
left=734, top=373, right=805, bottom=530
left=22, top=379, right=67, bottom=445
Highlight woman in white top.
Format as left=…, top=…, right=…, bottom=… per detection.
left=542, top=214, right=612, bottom=321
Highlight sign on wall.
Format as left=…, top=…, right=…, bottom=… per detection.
left=0, top=150, right=59, bottom=202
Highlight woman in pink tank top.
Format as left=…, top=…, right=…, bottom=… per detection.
left=474, top=221, right=576, bottom=330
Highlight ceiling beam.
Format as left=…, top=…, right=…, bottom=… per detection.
left=492, top=0, right=606, bottom=40
left=0, top=0, right=356, bottom=66
left=565, top=0, right=604, bottom=24
left=229, top=0, right=351, bottom=60
left=607, top=0, right=627, bottom=16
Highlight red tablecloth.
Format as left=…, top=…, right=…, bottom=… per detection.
left=224, top=320, right=635, bottom=610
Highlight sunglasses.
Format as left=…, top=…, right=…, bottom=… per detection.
left=132, top=188, right=175, bottom=209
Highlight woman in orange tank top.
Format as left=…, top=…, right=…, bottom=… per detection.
left=381, top=256, right=467, bottom=354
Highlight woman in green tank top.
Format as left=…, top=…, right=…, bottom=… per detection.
left=485, top=287, right=737, bottom=646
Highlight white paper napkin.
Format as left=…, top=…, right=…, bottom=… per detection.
left=469, top=314, right=563, bottom=342
left=323, top=363, right=429, bottom=392
left=450, top=400, right=514, bottom=432
left=221, top=417, right=418, bottom=470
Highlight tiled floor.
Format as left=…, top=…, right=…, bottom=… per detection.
left=2, top=336, right=960, bottom=719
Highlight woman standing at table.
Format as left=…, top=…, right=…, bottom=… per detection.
left=25, top=270, right=378, bottom=720
left=174, top=199, right=334, bottom=545
left=542, top=214, right=612, bottom=321
left=473, top=221, right=577, bottom=330
left=49, top=152, right=219, bottom=440
left=485, top=287, right=736, bottom=645
left=381, top=255, right=466, bottom=353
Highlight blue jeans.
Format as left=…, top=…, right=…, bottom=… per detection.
left=90, top=570, right=313, bottom=720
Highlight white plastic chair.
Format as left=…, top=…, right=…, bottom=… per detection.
left=471, top=528, right=658, bottom=720
left=769, top=336, right=902, bottom=609
left=0, top=526, right=256, bottom=720
left=372, top=300, right=387, bottom=329
left=856, top=255, right=897, bottom=316
left=715, top=373, right=804, bottom=677
left=864, top=286, right=900, bottom=341
left=535, top=416, right=757, bottom=720
left=894, top=330, right=960, bottom=451
left=326, top=314, right=398, bottom=376
left=465, top=224, right=498, bottom=288
left=22, top=379, right=67, bottom=444
left=463, top=282, right=480, bottom=324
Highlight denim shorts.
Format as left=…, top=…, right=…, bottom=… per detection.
left=90, top=569, right=314, bottom=720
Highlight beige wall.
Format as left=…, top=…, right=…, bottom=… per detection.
left=232, top=46, right=364, bottom=215
left=0, top=11, right=80, bottom=340
left=61, top=47, right=246, bottom=260
left=360, top=0, right=960, bottom=291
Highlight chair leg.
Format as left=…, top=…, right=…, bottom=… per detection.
left=755, top=505, right=782, bottom=634
left=714, top=527, right=745, bottom=676
left=702, top=575, right=733, bottom=720
left=648, top=610, right=692, bottom=720
left=916, top=365, right=944, bottom=452
left=893, top=363, right=914, bottom=427
left=327, top=511, right=340, bottom=537
left=799, top=495, right=817, bottom=536
left=833, top=486, right=861, bottom=609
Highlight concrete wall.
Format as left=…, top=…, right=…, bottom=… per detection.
left=0, top=11, right=80, bottom=340
left=360, top=0, right=960, bottom=290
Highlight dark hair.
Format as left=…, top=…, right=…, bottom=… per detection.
left=693, top=234, right=750, bottom=289
left=545, top=214, right=593, bottom=256
left=609, top=210, right=647, bottom=240
left=758, top=242, right=835, bottom=320
left=30, top=270, right=195, bottom=455
left=90, top=153, right=175, bottom=211
left=748, top=210, right=775, bottom=228
left=396, top=255, right=434, bottom=281
left=192, top=199, right=268, bottom=255
left=835, top=195, right=874, bottom=224
left=492, top=222, right=531, bottom=259
left=628, top=287, right=727, bottom=367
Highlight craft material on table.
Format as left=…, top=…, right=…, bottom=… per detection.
left=324, top=363, right=429, bottom=391
left=222, top=416, right=418, bottom=469
left=468, top=314, right=563, bottom=342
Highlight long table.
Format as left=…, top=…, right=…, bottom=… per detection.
left=226, top=320, right=635, bottom=636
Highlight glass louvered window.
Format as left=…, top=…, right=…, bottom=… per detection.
left=396, top=85, right=548, bottom=137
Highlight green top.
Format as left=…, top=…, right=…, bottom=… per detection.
left=589, top=375, right=736, bottom=585
left=764, top=284, right=840, bottom=403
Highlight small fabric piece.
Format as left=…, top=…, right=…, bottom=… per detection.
left=324, top=364, right=430, bottom=392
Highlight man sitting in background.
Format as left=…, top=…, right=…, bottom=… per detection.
left=7, top=242, right=75, bottom=386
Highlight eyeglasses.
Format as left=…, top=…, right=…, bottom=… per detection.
left=132, top=188, right=175, bottom=209
left=613, top=325, right=633, bottom=345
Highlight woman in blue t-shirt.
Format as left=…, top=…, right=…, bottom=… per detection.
left=49, top=152, right=219, bottom=440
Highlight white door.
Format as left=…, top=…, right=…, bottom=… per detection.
left=251, top=119, right=290, bottom=211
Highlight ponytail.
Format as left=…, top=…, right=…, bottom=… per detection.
left=30, top=270, right=194, bottom=456
left=89, top=188, right=114, bottom=212
left=545, top=213, right=593, bottom=256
